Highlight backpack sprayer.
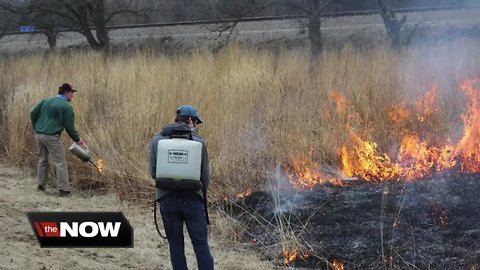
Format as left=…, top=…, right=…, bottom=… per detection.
left=153, top=133, right=210, bottom=239
left=69, top=142, right=102, bottom=174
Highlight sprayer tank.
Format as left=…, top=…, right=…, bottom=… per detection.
left=156, top=138, right=202, bottom=180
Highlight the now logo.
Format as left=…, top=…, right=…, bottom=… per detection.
left=27, top=212, right=133, bottom=248
left=33, top=221, right=121, bottom=237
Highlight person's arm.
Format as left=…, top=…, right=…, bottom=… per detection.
left=63, top=105, right=80, bottom=142
left=30, top=100, right=44, bottom=129
left=200, top=140, right=210, bottom=225
left=149, top=135, right=159, bottom=179
left=200, top=141, right=210, bottom=190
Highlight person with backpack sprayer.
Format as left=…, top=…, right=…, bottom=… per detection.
left=149, top=105, right=214, bottom=270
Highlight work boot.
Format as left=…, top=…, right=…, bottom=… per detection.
left=37, top=185, right=46, bottom=192
left=58, top=190, right=72, bottom=197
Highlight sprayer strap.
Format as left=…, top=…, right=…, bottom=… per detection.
left=155, top=178, right=203, bottom=190
left=154, top=199, right=167, bottom=240
left=203, top=188, right=210, bottom=225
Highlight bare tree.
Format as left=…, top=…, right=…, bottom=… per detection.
left=377, top=0, right=406, bottom=48
left=210, top=0, right=332, bottom=65
left=285, top=0, right=332, bottom=65
left=34, top=9, right=59, bottom=49
left=210, top=0, right=278, bottom=43
left=172, top=0, right=186, bottom=21
left=1, top=0, right=60, bottom=49
left=0, top=2, right=34, bottom=43
left=1, top=0, right=147, bottom=53
left=0, top=14, right=10, bottom=41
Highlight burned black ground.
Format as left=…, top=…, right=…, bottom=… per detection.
left=227, top=172, right=480, bottom=269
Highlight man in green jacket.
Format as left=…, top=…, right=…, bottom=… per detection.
left=30, top=83, right=84, bottom=196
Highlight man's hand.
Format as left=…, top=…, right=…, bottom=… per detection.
left=77, top=138, right=85, bottom=145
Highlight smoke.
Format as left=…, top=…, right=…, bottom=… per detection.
left=266, top=164, right=310, bottom=214
left=463, top=0, right=480, bottom=6
left=396, top=15, right=479, bottom=139
left=265, top=164, right=337, bottom=214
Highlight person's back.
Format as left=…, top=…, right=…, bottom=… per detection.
left=150, top=105, right=214, bottom=270
left=32, top=97, right=79, bottom=141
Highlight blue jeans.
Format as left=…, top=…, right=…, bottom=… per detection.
left=160, top=194, right=214, bottom=270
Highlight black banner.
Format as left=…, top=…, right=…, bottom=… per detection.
left=26, top=212, right=134, bottom=248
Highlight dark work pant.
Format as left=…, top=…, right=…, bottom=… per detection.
left=160, top=194, right=214, bottom=270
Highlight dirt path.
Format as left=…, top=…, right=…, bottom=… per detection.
left=0, top=163, right=274, bottom=270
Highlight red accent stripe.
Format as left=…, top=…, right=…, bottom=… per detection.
left=34, top=222, right=45, bottom=237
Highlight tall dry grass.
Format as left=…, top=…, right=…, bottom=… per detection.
left=1, top=39, right=479, bottom=203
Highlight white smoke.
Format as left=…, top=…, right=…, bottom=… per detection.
left=266, top=164, right=310, bottom=214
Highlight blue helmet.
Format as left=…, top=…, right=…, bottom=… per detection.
left=176, top=105, right=204, bottom=124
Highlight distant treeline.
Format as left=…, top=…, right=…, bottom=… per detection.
left=2, top=0, right=477, bottom=32
left=333, top=0, right=476, bottom=10
left=145, top=0, right=479, bottom=24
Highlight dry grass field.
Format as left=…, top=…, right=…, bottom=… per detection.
left=1, top=37, right=480, bottom=268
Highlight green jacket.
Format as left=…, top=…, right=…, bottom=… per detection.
left=30, top=96, right=80, bottom=142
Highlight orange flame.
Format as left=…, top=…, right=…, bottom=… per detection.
left=415, top=82, right=438, bottom=115
left=285, top=79, right=480, bottom=187
left=432, top=201, right=448, bottom=226
left=388, top=83, right=438, bottom=125
left=344, top=126, right=400, bottom=181
left=332, top=258, right=344, bottom=270
left=235, top=189, right=252, bottom=199
left=455, top=79, right=480, bottom=172
left=339, top=146, right=354, bottom=177
left=397, top=134, right=434, bottom=180
left=282, top=248, right=310, bottom=265
left=223, top=189, right=253, bottom=202
left=338, top=79, right=480, bottom=181
left=331, top=90, right=347, bottom=115
left=283, top=249, right=298, bottom=265
left=96, top=159, right=103, bottom=175
left=388, top=104, right=411, bottom=124
left=284, top=153, right=346, bottom=189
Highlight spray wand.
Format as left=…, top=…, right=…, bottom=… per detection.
left=88, top=159, right=102, bottom=174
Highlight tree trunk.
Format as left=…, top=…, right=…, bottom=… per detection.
left=91, top=0, right=110, bottom=54
left=308, top=13, right=322, bottom=65
left=44, top=29, right=57, bottom=50
left=73, top=1, right=109, bottom=53
left=308, top=0, right=323, bottom=66
left=76, top=3, right=100, bottom=50
left=174, top=0, right=186, bottom=21
left=377, top=0, right=406, bottom=48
